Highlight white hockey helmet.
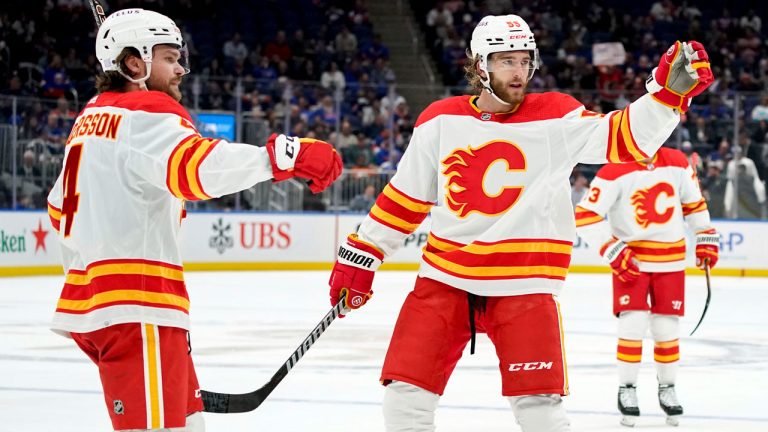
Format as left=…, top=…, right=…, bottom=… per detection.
left=470, top=15, right=539, bottom=101
left=96, top=8, right=189, bottom=83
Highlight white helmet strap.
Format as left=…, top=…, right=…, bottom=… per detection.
left=479, top=63, right=513, bottom=106
left=116, top=58, right=152, bottom=90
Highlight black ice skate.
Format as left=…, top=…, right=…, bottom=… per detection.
left=658, top=384, right=683, bottom=426
left=618, top=384, right=640, bottom=427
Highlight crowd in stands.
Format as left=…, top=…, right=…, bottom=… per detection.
left=0, top=0, right=411, bottom=210
left=414, top=0, right=767, bottom=218
left=1, top=0, right=767, bottom=217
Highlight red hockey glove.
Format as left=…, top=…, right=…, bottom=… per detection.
left=266, top=133, right=342, bottom=193
left=329, top=234, right=384, bottom=315
left=646, top=40, right=714, bottom=112
left=600, top=238, right=641, bottom=282
left=695, top=228, right=719, bottom=269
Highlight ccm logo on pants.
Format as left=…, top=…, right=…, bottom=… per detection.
left=509, top=361, right=553, bottom=372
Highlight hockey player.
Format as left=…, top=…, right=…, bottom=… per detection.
left=575, top=146, right=719, bottom=427
left=327, top=14, right=713, bottom=432
left=46, top=9, right=341, bottom=431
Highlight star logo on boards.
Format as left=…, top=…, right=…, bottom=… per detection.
left=31, top=219, right=48, bottom=253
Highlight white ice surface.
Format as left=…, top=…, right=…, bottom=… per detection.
left=1, top=271, right=766, bottom=431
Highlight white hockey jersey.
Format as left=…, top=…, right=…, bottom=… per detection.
left=47, top=90, right=275, bottom=336
left=357, top=92, right=680, bottom=296
left=575, top=147, right=713, bottom=272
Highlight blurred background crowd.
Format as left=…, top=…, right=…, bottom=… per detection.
left=0, top=0, right=766, bottom=218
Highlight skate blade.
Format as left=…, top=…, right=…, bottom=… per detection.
left=620, top=415, right=637, bottom=427
left=666, top=415, right=680, bottom=427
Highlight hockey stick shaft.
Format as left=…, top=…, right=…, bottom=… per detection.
left=202, top=295, right=348, bottom=413
left=88, top=0, right=107, bottom=28
left=689, top=261, right=712, bottom=336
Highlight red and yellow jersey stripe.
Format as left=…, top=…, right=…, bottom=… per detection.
left=166, top=135, right=220, bottom=201
left=682, top=198, right=708, bottom=217
left=654, top=339, right=680, bottom=363
left=626, top=238, right=686, bottom=263
left=606, top=105, right=649, bottom=163
left=47, top=202, right=61, bottom=233
left=574, top=205, right=604, bottom=227
left=422, top=233, right=573, bottom=280
left=617, top=338, right=643, bottom=363
left=369, top=184, right=433, bottom=234
left=56, top=259, right=189, bottom=315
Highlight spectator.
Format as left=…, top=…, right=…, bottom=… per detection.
left=741, top=134, right=766, bottom=181
left=725, top=145, right=767, bottom=218
left=346, top=136, right=374, bottom=169
left=649, top=0, right=674, bottom=22
left=289, top=29, right=308, bottom=66
left=320, top=61, right=346, bottom=92
left=41, top=113, right=66, bottom=154
left=223, top=32, right=249, bottom=63
left=349, top=184, right=377, bottom=212
left=310, top=95, right=339, bottom=127
left=294, top=59, right=319, bottom=82
left=700, top=160, right=727, bottom=218
left=263, top=30, right=292, bottom=63
left=41, top=54, right=73, bottom=99
left=18, top=149, right=42, bottom=208
left=370, top=58, right=396, bottom=90
left=363, top=33, right=389, bottom=61
left=337, top=120, right=359, bottom=151
left=751, top=120, right=768, bottom=145
left=751, top=95, right=768, bottom=122
left=253, top=56, right=278, bottom=83
left=334, top=26, right=358, bottom=61
left=571, top=173, right=589, bottom=208
left=707, top=138, right=733, bottom=166
left=688, top=114, right=713, bottom=146
left=426, top=1, right=454, bottom=40
left=739, top=9, right=761, bottom=33
left=681, top=140, right=704, bottom=175
left=20, top=149, right=41, bottom=183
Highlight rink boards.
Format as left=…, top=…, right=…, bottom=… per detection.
left=1, top=210, right=767, bottom=277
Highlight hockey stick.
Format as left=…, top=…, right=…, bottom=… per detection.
left=689, top=261, right=711, bottom=336
left=88, top=0, right=107, bottom=27
left=202, top=295, right=349, bottom=413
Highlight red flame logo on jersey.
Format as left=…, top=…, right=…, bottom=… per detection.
left=631, top=182, right=675, bottom=228
left=442, top=140, right=526, bottom=218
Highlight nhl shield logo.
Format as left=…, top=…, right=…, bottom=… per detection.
left=113, top=399, right=125, bottom=415
left=480, top=113, right=492, bottom=121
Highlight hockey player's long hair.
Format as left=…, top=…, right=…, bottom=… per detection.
left=95, top=47, right=141, bottom=93
left=463, top=52, right=483, bottom=94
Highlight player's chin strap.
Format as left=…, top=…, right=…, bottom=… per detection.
left=117, top=63, right=152, bottom=91
left=482, top=82, right=513, bottom=106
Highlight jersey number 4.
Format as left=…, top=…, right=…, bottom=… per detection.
left=61, top=143, right=83, bottom=237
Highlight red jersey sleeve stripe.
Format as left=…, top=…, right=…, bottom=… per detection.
left=367, top=184, right=433, bottom=234
left=374, top=193, right=430, bottom=226
left=574, top=206, right=605, bottom=227
left=385, top=184, right=434, bottom=208
left=682, top=199, right=708, bottom=216
left=607, top=106, right=648, bottom=162
left=186, top=138, right=219, bottom=199
left=48, top=203, right=61, bottom=232
left=166, top=136, right=217, bottom=200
